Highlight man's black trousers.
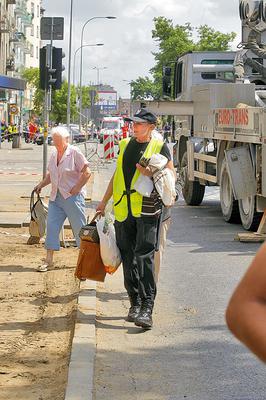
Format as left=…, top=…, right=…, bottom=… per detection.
left=115, top=213, right=158, bottom=306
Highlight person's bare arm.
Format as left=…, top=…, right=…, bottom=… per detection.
left=70, top=165, right=91, bottom=195
left=226, top=242, right=266, bottom=362
left=34, top=172, right=51, bottom=194
left=96, top=172, right=115, bottom=214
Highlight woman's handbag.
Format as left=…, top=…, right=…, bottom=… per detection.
left=28, top=191, right=48, bottom=243
left=75, top=240, right=106, bottom=282
left=79, top=213, right=100, bottom=243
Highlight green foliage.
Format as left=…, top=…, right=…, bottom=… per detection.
left=131, top=17, right=236, bottom=100
left=131, top=77, right=160, bottom=100
left=195, top=25, right=236, bottom=51
left=22, top=67, right=97, bottom=124
left=22, top=67, right=44, bottom=115
left=51, top=81, right=76, bottom=124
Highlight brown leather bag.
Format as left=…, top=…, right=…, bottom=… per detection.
left=75, top=240, right=106, bottom=282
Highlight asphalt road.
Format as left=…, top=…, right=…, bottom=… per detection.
left=94, top=189, right=266, bottom=400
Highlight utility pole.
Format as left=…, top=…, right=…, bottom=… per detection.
left=40, top=16, right=64, bottom=179
left=66, top=0, right=73, bottom=135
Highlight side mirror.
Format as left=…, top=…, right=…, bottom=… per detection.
left=162, top=66, right=172, bottom=98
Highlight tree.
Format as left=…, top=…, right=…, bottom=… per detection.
left=22, top=67, right=96, bottom=124
left=131, top=17, right=236, bottom=100
left=22, top=67, right=44, bottom=116
left=131, top=77, right=160, bottom=100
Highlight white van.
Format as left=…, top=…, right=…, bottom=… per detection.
left=100, top=116, right=124, bottom=143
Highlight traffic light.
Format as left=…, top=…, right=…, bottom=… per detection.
left=39, top=46, right=65, bottom=90
left=39, top=46, right=48, bottom=90
left=52, top=47, right=65, bottom=90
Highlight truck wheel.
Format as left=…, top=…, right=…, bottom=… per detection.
left=238, top=196, right=262, bottom=231
left=220, top=159, right=240, bottom=223
left=180, top=152, right=205, bottom=206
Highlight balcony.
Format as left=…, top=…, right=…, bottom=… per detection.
left=21, top=13, right=33, bottom=27
left=14, top=0, right=27, bottom=16
left=10, top=31, right=26, bottom=46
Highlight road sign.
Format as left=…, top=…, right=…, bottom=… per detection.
left=9, top=104, right=18, bottom=115
left=41, top=17, right=64, bottom=41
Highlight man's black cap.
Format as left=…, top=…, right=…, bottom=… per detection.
left=125, top=108, right=157, bottom=124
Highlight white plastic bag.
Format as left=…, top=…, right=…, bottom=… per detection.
left=96, top=215, right=122, bottom=274
left=133, top=174, right=154, bottom=197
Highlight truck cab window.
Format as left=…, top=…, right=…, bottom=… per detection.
left=201, top=59, right=234, bottom=80
left=174, top=62, right=183, bottom=97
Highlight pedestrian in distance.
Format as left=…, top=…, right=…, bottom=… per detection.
left=34, top=126, right=91, bottom=272
left=163, top=123, right=171, bottom=143
left=7, top=124, right=13, bottom=142
left=97, top=108, right=175, bottom=329
left=0, top=120, right=7, bottom=142
left=226, top=242, right=266, bottom=363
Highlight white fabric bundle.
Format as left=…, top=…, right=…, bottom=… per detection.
left=133, top=153, right=176, bottom=206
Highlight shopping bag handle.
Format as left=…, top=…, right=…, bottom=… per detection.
left=30, top=190, right=42, bottom=214
left=87, top=211, right=102, bottom=224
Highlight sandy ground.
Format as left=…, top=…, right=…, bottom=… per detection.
left=0, top=227, right=80, bottom=400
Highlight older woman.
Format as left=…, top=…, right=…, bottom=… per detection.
left=35, top=126, right=91, bottom=272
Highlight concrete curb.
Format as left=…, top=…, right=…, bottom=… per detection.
left=65, top=280, right=97, bottom=400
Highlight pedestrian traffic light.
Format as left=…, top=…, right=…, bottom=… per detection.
left=39, top=46, right=65, bottom=90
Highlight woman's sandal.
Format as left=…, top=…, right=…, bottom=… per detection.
left=38, top=262, right=54, bottom=272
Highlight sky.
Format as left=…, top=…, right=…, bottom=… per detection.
left=42, top=0, right=241, bottom=98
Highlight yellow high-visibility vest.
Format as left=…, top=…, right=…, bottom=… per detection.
left=113, top=138, right=163, bottom=222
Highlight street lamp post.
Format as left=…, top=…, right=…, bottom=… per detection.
left=123, top=79, right=133, bottom=116
left=93, top=66, right=107, bottom=86
left=73, top=44, right=104, bottom=87
left=79, top=16, right=116, bottom=132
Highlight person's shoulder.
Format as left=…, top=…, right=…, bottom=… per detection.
left=120, top=138, right=131, bottom=145
left=70, top=144, right=82, bottom=154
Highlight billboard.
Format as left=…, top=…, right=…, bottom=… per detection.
left=96, top=91, right=117, bottom=112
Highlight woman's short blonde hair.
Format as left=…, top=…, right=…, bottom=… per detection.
left=51, top=126, right=70, bottom=138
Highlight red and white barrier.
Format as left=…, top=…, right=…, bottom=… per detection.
left=103, top=134, right=114, bottom=160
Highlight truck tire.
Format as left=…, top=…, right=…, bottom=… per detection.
left=220, top=159, right=240, bottom=223
left=180, top=152, right=205, bottom=206
left=238, top=196, right=262, bottom=231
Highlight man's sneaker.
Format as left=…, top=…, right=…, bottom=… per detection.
left=126, top=296, right=141, bottom=322
left=127, top=305, right=141, bottom=322
left=135, top=304, right=153, bottom=329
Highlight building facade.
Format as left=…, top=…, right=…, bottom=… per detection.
left=0, top=0, right=41, bottom=123
left=25, top=0, right=42, bottom=69
left=13, top=0, right=42, bottom=117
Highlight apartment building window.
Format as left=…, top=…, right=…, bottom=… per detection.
left=31, top=2, right=34, bottom=17
left=37, top=25, right=39, bottom=38
left=30, top=44, right=34, bottom=57
left=37, top=5, right=40, bottom=17
left=31, top=24, right=34, bottom=36
left=36, top=46, right=39, bottom=59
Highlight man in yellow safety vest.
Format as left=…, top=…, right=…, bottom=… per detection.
left=97, top=109, right=175, bottom=329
